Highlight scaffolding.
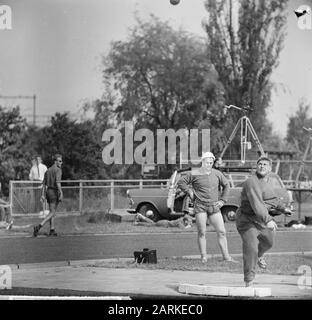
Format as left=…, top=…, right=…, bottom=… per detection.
left=220, top=105, right=265, bottom=164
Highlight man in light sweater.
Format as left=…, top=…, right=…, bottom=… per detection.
left=236, top=156, right=280, bottom=287
left=177, top=152, right=236, bottom=263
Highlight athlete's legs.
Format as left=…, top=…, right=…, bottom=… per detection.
left=195, top=212, right=208, bottom=260
left=208, top=211, right=231, bottom=260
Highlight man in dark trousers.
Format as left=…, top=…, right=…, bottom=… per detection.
left=33, top=154, right=63, bottom=237
left=236, top=156, right=280, bottom=287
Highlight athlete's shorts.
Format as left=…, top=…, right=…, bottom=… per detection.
left=194, top=200, right=220, bottom=216
left=46, top=188, right=59, bottom=204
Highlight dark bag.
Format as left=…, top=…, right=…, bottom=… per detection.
left=134, top=248, right=157, bottom=264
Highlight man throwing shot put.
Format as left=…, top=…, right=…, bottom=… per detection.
left=236, top=156, right=281, bottom=287
left=33, top=154, right=63, bottom=237
left=177, top=152, right=235, bottom=263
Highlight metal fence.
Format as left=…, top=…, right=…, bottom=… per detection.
left=8, top=176, right=309, bottom=217
left=9, top=179, right=168, bottom=216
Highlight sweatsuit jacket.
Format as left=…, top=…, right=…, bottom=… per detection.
left=236, top=173, right=276, bottom=231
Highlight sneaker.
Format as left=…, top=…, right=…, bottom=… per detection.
left=49, top=229, right=58, bottom=236
left=245, top=281, right=253, bottom=287
left=257, top=256, right=267, bottom=269
left=201, top=256, right=207, bottom=263
left=33, top=225, right=40, bottom=237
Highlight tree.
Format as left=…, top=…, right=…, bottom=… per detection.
left=0, top=106, right=33, bottom=195
left=36, top=113, right=107, bottom=180
left=86, top=16, right=227, bottom=131
left=99, top=15, right=223, bottom=131
left=84, top=15, right=226, bottom=172
left=203, top=0, right=288, bottom=142
left=286, top=100, right=312, bottom=156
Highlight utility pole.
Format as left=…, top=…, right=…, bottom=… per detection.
left=0, top=94, right=37, bottom=126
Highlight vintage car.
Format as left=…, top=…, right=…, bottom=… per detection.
left=126, top=167, right=294, bottom=222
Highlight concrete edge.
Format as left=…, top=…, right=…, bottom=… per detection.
left=176, top=251, right=312, bottom=260
left=0, top=295, right=131, bottom=300
left=6, top=258, right=134, bottom=270
left=178, top=283, right=272, bottom=297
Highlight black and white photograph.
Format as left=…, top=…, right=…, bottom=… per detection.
left=0, top=0, right=311, bottom=307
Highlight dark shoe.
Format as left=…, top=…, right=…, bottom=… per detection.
left=245, top=281, right=254, bottom=287
left=49, top=229, right=58, bottom=236
left=257, top=256, right=267, bottom=269
left=33, top=225, right=40, bottom=237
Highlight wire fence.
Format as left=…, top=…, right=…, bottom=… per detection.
left=8, top=174, right=312, bottom=218
left=9, top=179, right=168, bottom=216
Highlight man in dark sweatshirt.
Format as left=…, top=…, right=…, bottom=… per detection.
left=236, top=156, right=279, bottom=287
left=177, top=152, right=235, bottom=263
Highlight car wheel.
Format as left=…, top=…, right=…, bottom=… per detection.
left=138, top=204, right=161, bottom=222
left=221, top=206, right=237, bottom=222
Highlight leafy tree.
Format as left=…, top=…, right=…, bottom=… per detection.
left=36, top=113, right=107, bottom=180
left=0, top=106, right=33, bottom=195
left=203, top=0, right=288, bottom=146
left=98, top=15, right=223, bottom=131
left=84, top=15, right=226, bottom=173
left=286, top=100, right=312, bottom=156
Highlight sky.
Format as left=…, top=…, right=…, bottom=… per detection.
left=0, top=0, right=312, bottom=136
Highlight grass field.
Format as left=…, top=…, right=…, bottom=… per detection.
left=3, top=208, right=312, bottom=236
left=88, top=254, right=312, bottom=276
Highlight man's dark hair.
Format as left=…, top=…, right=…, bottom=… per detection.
left=53, top=154, right=62, bottom=161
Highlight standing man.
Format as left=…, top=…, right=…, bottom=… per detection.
left=177, top=152, right=235, bottom=263
left=33, top=154, right=63, bottom=237
left=29, top=155, right=48, bottom=213
left=29, top=155, right=47, bottom=182
left=236, top=156, right=279, bottom=287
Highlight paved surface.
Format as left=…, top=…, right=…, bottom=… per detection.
left=0, top=228, right=311, bottom=299
left=0, top=259, right=311, bottom=299
left=0, top=230, right=312, bottom=264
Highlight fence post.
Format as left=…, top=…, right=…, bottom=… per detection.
left=110, top=181, right=115, bottom=212
left=139, top=179, right=143, bottom=189
left=9, top=180, right=13, bottom=216
left=79, top=181, right=83, bottom=214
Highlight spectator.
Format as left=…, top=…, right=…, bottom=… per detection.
left=33, top=154, right=63, bottom=237
left=177, top=152, right=236, bottom=263
left=29, top=155, right=47, bottom=182
left=134, top=212, right=193, bottom=229
left=0, top=183, right=13, bottom=229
